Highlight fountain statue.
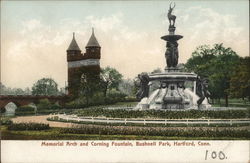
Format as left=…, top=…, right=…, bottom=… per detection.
left=135, top=3, right=211, bottom=110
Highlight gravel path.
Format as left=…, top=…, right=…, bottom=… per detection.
left=11, top=115, right=76, bottom=128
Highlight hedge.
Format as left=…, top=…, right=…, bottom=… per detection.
left=0, top=117, right=13, bottom=125
left=16, top=105, right=35, bottom=112
left=8, top=123, right=50, bottom=131
left=74, top=108, right=250, bottom=119
left=60, top=125, right=250, bottom=138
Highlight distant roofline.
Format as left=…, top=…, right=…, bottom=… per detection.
left=86, top=28, right=101, bottom=48
left=67, top=32, right=81, bottom=51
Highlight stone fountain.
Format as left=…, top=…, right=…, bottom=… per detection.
left=136, top=3, right=211, bottom=110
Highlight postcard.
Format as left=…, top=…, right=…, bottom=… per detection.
left=1, top=0, right=249, bottom=162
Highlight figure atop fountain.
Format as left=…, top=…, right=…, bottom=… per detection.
left=168, top=2, right=176, bottom=27
left=167, top=2, right=177, bottom=35
left=161, top=2, right=183, bottom=69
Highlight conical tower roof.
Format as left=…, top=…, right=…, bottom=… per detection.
left=67, top=32, right=81, bottom=51
left=86, top=28, right=100, bottom=48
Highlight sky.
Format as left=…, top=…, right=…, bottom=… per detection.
left=1, top=0, right=249, bottom=89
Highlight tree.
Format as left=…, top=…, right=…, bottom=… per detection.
left=151, top=68, right=162, bottom=74
left=0, top=83, right=31, bottom=95
left=230, top=57, right=250, bottom=101
left=32, top=78, right=59, bottom=95
left=24, top=87, right=31, bottom=95
left=185, top=43, right=240, bottom=107
left=185, top=45, right=216, bottom=78
left=37, top=99, right=51, bottom=110
left=100, top=67, right=123, bottom=97
left=13, top=88, right=25, bottom=95
left=118, top=79, right=135, bottom=96
left=0, top=82, right=6, bottom=95
left=80, top=73, right=101, bottom=105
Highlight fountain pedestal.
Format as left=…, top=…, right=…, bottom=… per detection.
left=135, top=5, right=211, bottom=110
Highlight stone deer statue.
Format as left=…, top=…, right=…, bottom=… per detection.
left=168, top=2, right=176, bottom=27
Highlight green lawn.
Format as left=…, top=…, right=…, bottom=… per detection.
left=212, top=98, right=250, bottom=107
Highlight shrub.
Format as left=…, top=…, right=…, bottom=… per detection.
left=7, top=123, right=50, bottom=130
left=124, top=96, right=138, bottom=102
left=88, top=93, right=105, bottom=105
left=16, top=105, right=35, bottom=112
left=107, top=90, right=126, bottom=102
left=50, top=103, right=62, bottom=110
left=15, top=112, right=35, bottom=116
left=0, top=117, right=13, bottom=125
left=37, top=99, right=51, bottom=110
left=65, top=100, right=85, bottom=109
left=60, top=125, right=250, bottom=138
left=1, top=108, right=6, bottom=113
left=74, top=108, right=250, bottom=119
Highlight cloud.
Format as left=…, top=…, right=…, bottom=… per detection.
left=2, top=13, right=154, bottom=88
left=84, top=13, right=123, bottom=32
left=2, top=6, right=249, bottom=89
left=176, top=6, right=248, bottom=62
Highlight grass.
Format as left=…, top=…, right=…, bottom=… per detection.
left=212, top=98, right=250, bottom=107
left=1, top=126, right=247, bottom=140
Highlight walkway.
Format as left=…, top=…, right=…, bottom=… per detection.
left=11, top=115, right=76, bottom=128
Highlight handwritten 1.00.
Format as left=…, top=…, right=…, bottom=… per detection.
left=205, top=150, right=227, bottom=160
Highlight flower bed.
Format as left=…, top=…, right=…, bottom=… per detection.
left=60, top=125, right=250, bottom=138
left=7, top=123, right=50, bottom=131
left=74, top=107, right=250, bottom=119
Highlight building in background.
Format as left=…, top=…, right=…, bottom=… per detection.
left=66, top=29, right=101, bottom=97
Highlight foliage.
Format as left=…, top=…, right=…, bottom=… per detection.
left=0, top=82, right=31, bottom=95
left=50, top=102, right=62, bottom=110
left=100, top=66, right=123, bottom=97
left=118, top=79, right=135, bottom=96
left=15, top=112, right=36, bottom=116
left=185, top=45, right=216, bottom=77
left=60, top=125, right=250, bottom=138
left=32, top=78, right=59, bottom=95
left=185, top=43, right=240, bottom=106
left=65, top=92, right=127, bottom=109
left=106, top=89, right=127, bottom=102
left=71, top=66, right=126, bottom=106
left=101, top=67, right=123, bottom=90
left=74, top=107, right=250, bottom=119
left=230, top=57, right=250, bottom=100
left=1, top=108, right=6, bottom=113
left=65, top=100, right=83, bottom=109
left=1, top=125, right=249, bottom=140
left=151, top=68, right=162, bottom=74
left=37, top=99, right=61, bottom=110
left=78, top=67, right=125, bottom=105
left=16, top=105, right=35, bottom=112
left=7, top=123, right=50, bottom=131
left=37, top=99, right=51, bottom=110
left=0, top=117, right=13, bottom=125
left=80, top=70, right=103, bottom=104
